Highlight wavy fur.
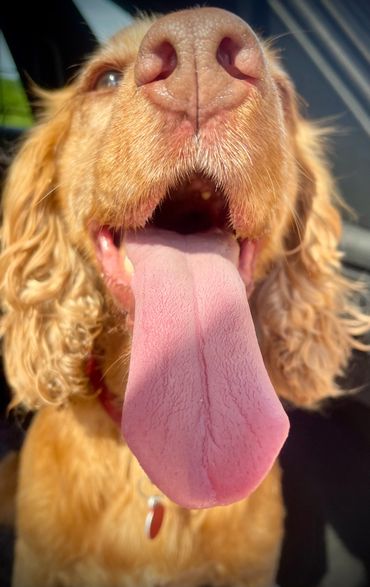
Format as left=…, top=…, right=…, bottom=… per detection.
left=254, top=97, right=369, bottom=405
left=1, top=91, right=104, bottom=408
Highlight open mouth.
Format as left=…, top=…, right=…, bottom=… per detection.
left=89, top=173, right=289, bottom=510
left=149, top=175, right=230, bottom=235
left=91, top=173, right=256, bottom=312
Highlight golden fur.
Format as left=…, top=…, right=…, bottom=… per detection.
left=1, top=10, right=369, bottom=587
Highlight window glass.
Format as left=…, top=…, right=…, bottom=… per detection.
left=0, top=31, right=33, bottom=128
left=73, top=0, right=133, bottom=43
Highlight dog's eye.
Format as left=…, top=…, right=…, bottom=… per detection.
left=93, top=70, right=123, bottom=90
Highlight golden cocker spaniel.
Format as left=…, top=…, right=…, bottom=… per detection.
left=1, top=7, right=368, bottom=587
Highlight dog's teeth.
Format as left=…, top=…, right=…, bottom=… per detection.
left=201, top=191, right=212, bottom=200
left=124, top=257, right=134, bottom=275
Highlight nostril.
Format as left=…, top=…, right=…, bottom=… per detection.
left=217, top=38, right=243, bottom=80
left=154, top=41, right=177, bottom=81
left=217, top=37, right=259, bottom=83
left=136, top=41, right=177, bottom=86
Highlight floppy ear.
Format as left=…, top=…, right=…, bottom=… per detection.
left=254, top=76, right=369, bottom=407
left=0, top=90, right=103, bottom=410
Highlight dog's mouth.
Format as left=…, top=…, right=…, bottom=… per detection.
left=90, top=174, right=289, bottom=510
left=149, top=175, right=230, bottom=235
left=92, top=175, right=255, bottom=304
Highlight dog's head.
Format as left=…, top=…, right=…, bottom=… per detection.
left=1, top=8, right=366, bottom=508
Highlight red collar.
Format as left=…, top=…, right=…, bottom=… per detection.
left=87, top=358, right=165, bottom=539
left=87, top=357, right=122, bottom=426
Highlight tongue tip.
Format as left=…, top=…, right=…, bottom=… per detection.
left=135, top=465, right=279, bottom=511
left=168, top=441, right=290, bottom=510
left=123, top=411, right=290, bottom=511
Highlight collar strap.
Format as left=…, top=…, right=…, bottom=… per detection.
left=87, top=357, right=122, bottom=426
left=87, top=357, right=166, bottom=539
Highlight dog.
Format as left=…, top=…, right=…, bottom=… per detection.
left=1, top=7, right=368, bottom=587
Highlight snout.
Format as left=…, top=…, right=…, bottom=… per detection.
left=135, top=7, right=265, bottom=127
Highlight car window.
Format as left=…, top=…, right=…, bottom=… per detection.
left=73, top=0, right=133, bottom=42
left=0, top=31, right=33, bottom=128
left=265, top=0, right=370, bottom=259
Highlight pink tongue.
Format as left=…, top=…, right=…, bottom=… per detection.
left=123, top=229, right=289, bottom=509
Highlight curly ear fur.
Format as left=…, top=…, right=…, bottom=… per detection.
left=0, top=90, right=104, bottom=409
left=255, top=78, right=369, bottom=407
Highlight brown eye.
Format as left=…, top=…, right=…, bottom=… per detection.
left=93, top=70, right=123, bottom=90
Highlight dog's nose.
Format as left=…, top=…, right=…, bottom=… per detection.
left=135, top=8, right=264, bottom=127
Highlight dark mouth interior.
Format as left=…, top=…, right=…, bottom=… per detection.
left=150, top=175, right=230, bottom=235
